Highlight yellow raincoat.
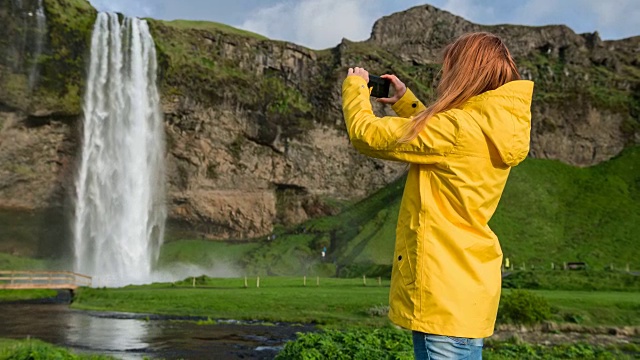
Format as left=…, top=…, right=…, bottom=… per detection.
left=342, top=76, right=534, bottom=338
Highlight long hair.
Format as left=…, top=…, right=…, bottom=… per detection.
left=397, top=32, right=520, bottom=143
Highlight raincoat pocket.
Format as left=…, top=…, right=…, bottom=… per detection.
left=394, top=231, right=417, bottom=286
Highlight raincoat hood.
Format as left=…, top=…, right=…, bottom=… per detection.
left=463, top=80, right=534, bottom=167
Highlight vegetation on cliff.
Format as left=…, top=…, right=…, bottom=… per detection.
left=0, top=0, right=95, bottom=115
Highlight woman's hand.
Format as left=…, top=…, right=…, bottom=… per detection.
left=347, top=67, right=369, bottom=83
left=376, top=74, right=406, bottom=105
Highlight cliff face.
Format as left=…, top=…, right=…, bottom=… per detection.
left=0, top=0, right=94, bottom=213
left=0, top=0, right=638, bottom=240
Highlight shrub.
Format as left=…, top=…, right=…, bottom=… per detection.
left=497, top=290, right=552, bottom=325
left=275, top=328, right=413, bottom=360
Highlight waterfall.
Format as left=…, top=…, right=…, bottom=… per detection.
left=7, top=0, right=46, bottom=89
left=28, top=0, right=46, bottom=90
left=73, top=12, right=166, bottom=287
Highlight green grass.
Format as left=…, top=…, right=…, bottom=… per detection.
left=502, top=270, right=640, bottom=292
left=162, top=20, right=268, bottom=40
left=0, top=253, right=50, bottom=270
left=0, top=338, right=115, bottom=360
left=157, top=239, right=259, bottom=270
left=530, top=290, right=640, bottom=327
left=71, top=277, right=640, bottom=327
left=0, top=289, right=57, bottom=302
left=493, top=146, right=640, bottom=269
left=73, top=277, right=392, bottom=327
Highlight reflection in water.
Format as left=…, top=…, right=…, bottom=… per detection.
left=65, top=314, right=150, bottom=356
left=0, top=304, right=313, bottom=359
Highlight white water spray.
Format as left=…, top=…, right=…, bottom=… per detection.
left=73, top=12, right=166, bottom=287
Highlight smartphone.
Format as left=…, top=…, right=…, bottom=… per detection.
left=367, top=75, right=390, bottom=98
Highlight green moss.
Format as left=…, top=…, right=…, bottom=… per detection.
left=587, top=86, right=630, bottom=109
left=0, top=72, right=30, bottom=109
left=40, top=0, right=94, bottom=112
left=149, top=19, right=256, bottom=108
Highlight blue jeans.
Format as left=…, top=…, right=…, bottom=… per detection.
left=413, top=331, right=484, bottom=360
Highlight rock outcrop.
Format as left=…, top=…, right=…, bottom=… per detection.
left=0, top=0, right=638, bottom=239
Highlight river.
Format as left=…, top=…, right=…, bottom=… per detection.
left=0, top=303, right=313, bottom=359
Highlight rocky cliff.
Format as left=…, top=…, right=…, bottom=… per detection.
left=0, top=0, right=638, bottom=240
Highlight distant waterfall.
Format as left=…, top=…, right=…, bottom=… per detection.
left=73, top=12, right=166, bottom=287
left=8, top=0, right=46, bottom=88
left=28, top=0, right=46, bottom=90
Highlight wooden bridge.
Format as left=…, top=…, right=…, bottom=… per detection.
left=0, top=270, right=92, bottom=290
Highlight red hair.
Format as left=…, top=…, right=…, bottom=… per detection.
left=398, top=32, right=520, bottom=143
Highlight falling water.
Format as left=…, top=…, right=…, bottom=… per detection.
left=73, top=13, right=166, bottom=287
left=28, top=0, right=46, bottom=90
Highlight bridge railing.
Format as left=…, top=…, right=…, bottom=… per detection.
left=0, top=270, right=92, bottom=290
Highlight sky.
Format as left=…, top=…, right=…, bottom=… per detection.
left=88, top=0, right=640, bottom=50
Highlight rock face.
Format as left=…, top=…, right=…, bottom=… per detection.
left=0, top=1, right=638, bottom=240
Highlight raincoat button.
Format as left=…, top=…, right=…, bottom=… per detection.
left=411, top=103, right=417, bottom=108
left=398, top=255, right=402, bottom=261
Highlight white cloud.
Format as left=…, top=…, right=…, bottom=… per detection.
left=238, top=0, right=382, bottom=49
left=88, top=0, right=157, bottom=18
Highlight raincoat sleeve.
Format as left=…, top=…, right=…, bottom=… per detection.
left=391, top=88, right=426, bottom=118
left=342, top=76, right=459, bottom=164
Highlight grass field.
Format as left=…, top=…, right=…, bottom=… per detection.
left=74, top=277, right=392, bottom=327
left=0, top=253, right=48, bottom=270
left=70, top=277, right=640, bottom=328
left=161, top=19, right=268, bottom=40
left=534, top=290, right=640, bottom=327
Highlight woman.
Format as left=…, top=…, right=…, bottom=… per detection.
left=342, top=32, right=533, bottom=359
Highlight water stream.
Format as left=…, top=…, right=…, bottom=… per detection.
left=0, top=303, right=311, bottom=359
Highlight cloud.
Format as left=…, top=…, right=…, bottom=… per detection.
left=238, top=0, right=383, bottom=49
left=88, top=0, right=158, bottom=18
